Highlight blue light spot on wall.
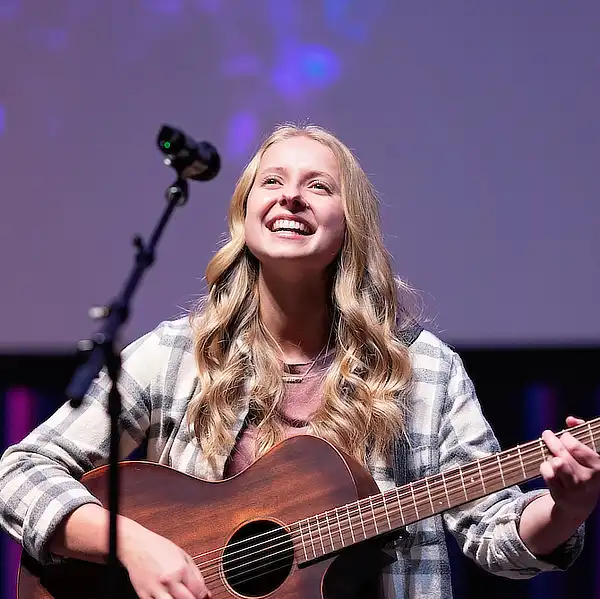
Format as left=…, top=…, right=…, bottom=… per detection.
left=226, top=112, right=258, bottom=159
left=0, top=105, right=5, bottom=137
left=272, top=45, right=340, bottom=100
left=300, top=46, right=340, bottom=87
left=324, top=0, right=387, bottom=42
left=272, top=63, right=303, bottom=100
left=271, top=45, right=304, bottom=100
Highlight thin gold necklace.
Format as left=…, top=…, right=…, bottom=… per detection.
left=282, top=344, right=329, bottom=384
left=264, top=327, right=333, bottom=384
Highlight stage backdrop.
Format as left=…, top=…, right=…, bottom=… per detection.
left=1, top=1, right=600, bottom=350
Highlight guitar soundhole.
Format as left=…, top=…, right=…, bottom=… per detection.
left=222, top=519, right=294, bottom=597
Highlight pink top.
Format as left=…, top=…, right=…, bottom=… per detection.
left=225, top=354, right=333, bottom=476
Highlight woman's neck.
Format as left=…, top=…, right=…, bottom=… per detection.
left=258, top=268, right=332, bottom=363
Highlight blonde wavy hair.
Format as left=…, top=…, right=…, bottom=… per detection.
left=188, top=123, right=418, bottom=467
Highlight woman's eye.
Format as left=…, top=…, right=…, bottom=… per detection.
left=311, top=181, right=331, bottom=192
left=263, top=177, right=280, bottom=186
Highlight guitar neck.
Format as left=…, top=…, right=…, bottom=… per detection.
left=292, top=417, right=600, bottom=564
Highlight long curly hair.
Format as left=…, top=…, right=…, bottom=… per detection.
left=188, top=123, right=419, bottom=467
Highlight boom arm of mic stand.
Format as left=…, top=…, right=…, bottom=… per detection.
left=65, top=176, right=189, bottom=599
left=67, top=177, right=188, bottom=403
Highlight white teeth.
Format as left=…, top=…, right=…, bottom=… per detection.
left=270, top=219, right=310, bottom=234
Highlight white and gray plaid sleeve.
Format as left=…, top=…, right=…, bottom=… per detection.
left=0, top=327, right=160, bottom=565
left=440, top=352, right=584, bottom=578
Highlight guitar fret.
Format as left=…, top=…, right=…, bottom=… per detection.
left=368, top=496, right=379, bottom=534
left=307, top=516, right=317, bottom=558
left=394, top=487, right=406, bottom=525
left=346, top=504, right=356, bottom=543
left=496, top=454, right=506, bottom=488
left=325, top=511, right=335, bottom=551
left=316, top=515, right=326, bottom=554
left=538, top=438, right=547, bottom=464
left=335, top=507, right=345, bottom=547
left=441, top=470, right=451, bottom=507
left=424, top=477, right=435, bottom=513
left=477, top=460, right=486, bottom=494
left=517, top=445, right=527, bottom=478
left=410, top=483, right=420, bottom=518
left=298, top=519, right=309, bottom=561
left=588, top=422, right=598, bottom=453
left=506, top=451, right=521, bottom=485
left=358, top=501, right=367, bottom=539
left=382, top=494, right=392, bottom=529
left=459, top=466, right=468, bottom=501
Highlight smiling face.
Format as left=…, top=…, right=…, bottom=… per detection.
left=244, top=135, right=346, bottom=277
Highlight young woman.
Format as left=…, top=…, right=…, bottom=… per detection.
left=1, top=124, right=599, bottom=599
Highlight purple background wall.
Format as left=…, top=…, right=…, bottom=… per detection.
left=1, top=1, right=599, bottom=349
left=2, top=3, right=600, bottom=597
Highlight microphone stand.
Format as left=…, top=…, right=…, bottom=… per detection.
left=66, top=177, right=190, bottom=598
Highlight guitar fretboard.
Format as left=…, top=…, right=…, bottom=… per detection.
left=290, top=417, right=600, bottom=563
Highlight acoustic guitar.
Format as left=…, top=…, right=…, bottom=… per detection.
left=17, top=418, right=600, bottom=599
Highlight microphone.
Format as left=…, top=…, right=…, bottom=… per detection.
left=157, top=125, right=221, bottom=181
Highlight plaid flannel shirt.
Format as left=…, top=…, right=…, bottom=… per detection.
left=0, top=317, right=584, bottom=598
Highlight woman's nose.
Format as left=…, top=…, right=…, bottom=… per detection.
left=278, top=193, right=306, bottom=209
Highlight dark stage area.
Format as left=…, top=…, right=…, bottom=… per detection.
left=1, top=345, right=599, bottom=599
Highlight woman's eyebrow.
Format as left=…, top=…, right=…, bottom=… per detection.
left=258, top=166, right=340, bottom=188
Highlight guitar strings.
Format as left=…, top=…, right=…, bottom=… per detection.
left=192, top=420, right=599, bottom=570
left=199, top=442, right=593, bottom=597
left=208, top=558, right=296, bottom=599
left=193, top=418, right=596, bottom=568
left=193, top=422, right=600, bottom=586
left=190, top=422, right=600, bottom=592
left=195, top=444, right=563, bottom=585
left=197, top=449, right=574, bottom=599
left=194, top=422, right=600, bottom=591
left=199, top=425, right=600, bottom=598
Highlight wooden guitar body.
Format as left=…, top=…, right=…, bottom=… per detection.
left=18, top=435, right=391, bottom=599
